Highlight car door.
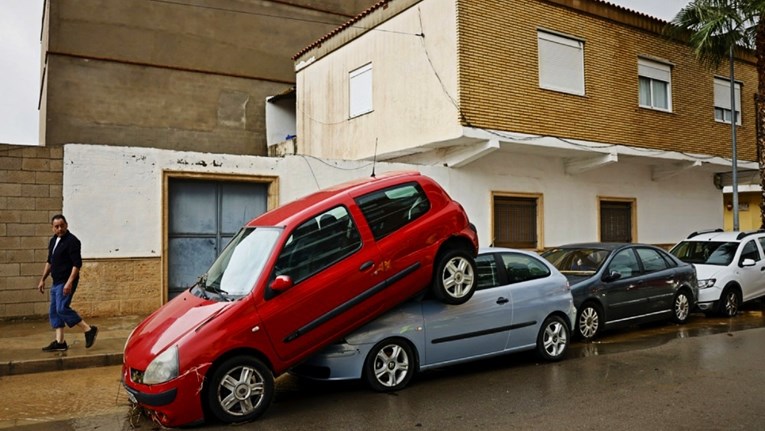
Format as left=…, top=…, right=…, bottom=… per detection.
left=634, top=247, right=677, bottom=313
left=353, top=181, right=436, bottom=303
left=736, top=239, right=765, bottom=301
left=421, top=252, right=513, bottom=366
left=600, top=247, right=648, bottom=322
left=259, top=204, right=385, bottom=364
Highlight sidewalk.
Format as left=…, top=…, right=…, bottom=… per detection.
left=0, top=315, right=144, bottom=376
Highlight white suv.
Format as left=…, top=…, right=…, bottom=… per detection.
left=669, top=229, right=765, bottom=316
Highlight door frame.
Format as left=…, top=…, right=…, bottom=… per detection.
left=161, top=171, right=279, bottom=304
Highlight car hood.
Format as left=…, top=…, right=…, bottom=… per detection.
left=125, top=290, right=233, bottom=365
left=692, top=264, right=727, bottom=281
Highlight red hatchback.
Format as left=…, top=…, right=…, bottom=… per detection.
left=122, top=171, right=478, bottom=426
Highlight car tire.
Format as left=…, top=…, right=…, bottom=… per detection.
left=718, top=287, right=741, bottom=317
left=576, top=302, right=602, bottom=341
left=206, top=356, right=274, bottom=424
left=432, top=249, right=477, bottom=305
left=363, top=338, right=415, bottom=392
left=671, top=290, right=692, bottom=324
left=536, top=315, right=569, bottom=361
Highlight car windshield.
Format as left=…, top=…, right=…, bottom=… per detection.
left=197, top=227, right=282, bottom=300
left=541, top=247, right=610, bottom=274
left=669, top=241, right=738, bottom=266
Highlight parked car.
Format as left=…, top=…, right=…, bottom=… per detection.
left=669, top=229, right=765, bottom=317
left=121, top=171, right=479, bottom=427
left=292, top=247, right=575, bottom=391
left=541, top=243, right=698, bottom=340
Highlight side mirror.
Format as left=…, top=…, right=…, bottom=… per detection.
left=740, top=258, right=756, bottom=268
left=269, top=275, right=294, bottom=293
left=602, top=271, right=622, bottom=282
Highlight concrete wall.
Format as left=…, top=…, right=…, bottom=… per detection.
left=41, top=0, right=379, bottom=153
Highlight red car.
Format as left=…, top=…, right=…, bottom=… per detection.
left=122, top=171, right=478, bottom=426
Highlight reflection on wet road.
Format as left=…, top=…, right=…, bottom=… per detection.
left=569, top=302, right=765, bottom=358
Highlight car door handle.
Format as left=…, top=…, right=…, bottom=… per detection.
left=359, top=261, right=374, bottom=271
left=496, top=297, right=509, bottom=304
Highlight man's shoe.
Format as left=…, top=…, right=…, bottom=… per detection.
left=42, top=340, right=68, bottom=352
left=85, top=326, right=98, bottom=348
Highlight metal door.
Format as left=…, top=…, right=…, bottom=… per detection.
left=168, top=179, right=267, bottom=299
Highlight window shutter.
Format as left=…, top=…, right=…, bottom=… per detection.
left=349, top=63, right=373, bottom=118
left=638, top=59, right=670, bottom=82
left=538, top=32, right=584, bottom=95
left=714, top=78, right=741, bottom=111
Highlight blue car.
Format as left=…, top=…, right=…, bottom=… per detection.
left=292, top=247, right=576, bottom=392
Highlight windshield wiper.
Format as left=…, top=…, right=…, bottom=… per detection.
left=191, top=274, right=209, bottom=299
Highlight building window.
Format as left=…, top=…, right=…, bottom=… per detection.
left=599, top=199, right=635, bottom=243
left=714, top=77, right=742, bottom=125
left=493, top=194, right=541, bottom=249
left=638, top=58, right=672, bottom=111
left=349, top=63, right=372, bottom=118
left=537, top=31, right=585, bottom=96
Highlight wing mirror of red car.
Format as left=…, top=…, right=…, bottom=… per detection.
left=269, top=275, right=294, bottom=292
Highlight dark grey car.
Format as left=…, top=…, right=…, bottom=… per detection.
left=541, top=243, right=698, bottom=340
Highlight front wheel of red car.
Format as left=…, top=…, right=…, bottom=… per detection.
left=206, top=356, right=274, bottom=424
left=432, top=249, right=476, bottom=305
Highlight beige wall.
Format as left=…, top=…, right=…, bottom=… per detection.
left=296, top=0, right=463, bottom=160
left=41, top=0, right=379, bottom=153
left=456, top=0, right=758, bottom=162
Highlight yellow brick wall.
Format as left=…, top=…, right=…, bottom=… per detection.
left=456, top=0, right=758, bottom=161
left=76, top=258, right=162, bottom=318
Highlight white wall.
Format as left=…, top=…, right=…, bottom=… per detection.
left=296, top=0, right=462, bottom=160
left=64, top=144, right=722, bottom=258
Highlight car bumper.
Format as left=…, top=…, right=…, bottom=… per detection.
left=121, top=362, right=210, bottom=427
left=697, top=286, right=723, bottom=311
left=292, top=342, right=372, bottom=381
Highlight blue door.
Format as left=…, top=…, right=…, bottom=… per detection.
left=168, top=179, right=267, bottom=299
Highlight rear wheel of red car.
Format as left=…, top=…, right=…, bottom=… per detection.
left=206, top=356, right=274, bottom=424
left=363, top=338, right=415, bottom=392
left=432, top=249, right=476, bottom=305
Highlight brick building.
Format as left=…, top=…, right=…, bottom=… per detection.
left=292, top=0, right=760, bottom=249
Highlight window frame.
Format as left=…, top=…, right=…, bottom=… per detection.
left=492, top=192, right=544, bottom=250
left=713, top=77, right=742, bottom=125
left=349, top=63, right=373, bottom=118
left=598, top=197, right=636, bottom=243
left=537, top=30, right=585, bottom=96
left=638, top=58, right=672, bottom=112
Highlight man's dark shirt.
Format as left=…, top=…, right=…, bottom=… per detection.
left=47, top=231, right=82, bottom=284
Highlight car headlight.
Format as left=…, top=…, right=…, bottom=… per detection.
left=143, top=345, right=179, bottom=385
left=698, top=279, right=716, bottom=289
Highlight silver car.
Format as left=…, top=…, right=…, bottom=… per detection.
left=292, top=247, right=576, bottom=391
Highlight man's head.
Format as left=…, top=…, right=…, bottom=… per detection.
left=51, top=214, right=68, bottom=238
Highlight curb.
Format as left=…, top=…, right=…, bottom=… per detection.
left=1, top=353, right=124, bottom=377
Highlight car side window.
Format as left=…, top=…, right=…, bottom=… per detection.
left=355, top=182, right=431, bottom=241
left=740, top=240, right=761, bottom=262
left=607, top=249, right=640, bottom=279
left=500, top=252, right=551, bottom=284
left=475, top=254, right=500, bottom=290
left=636, top=248, right=670, bottom=273
left=274, top=206, right=361, bottom=283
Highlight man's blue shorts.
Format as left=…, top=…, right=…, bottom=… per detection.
left=49, top=281, right=83, bottom=329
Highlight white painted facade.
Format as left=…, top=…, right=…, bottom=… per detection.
left=64, top=144, right=725, bottom=258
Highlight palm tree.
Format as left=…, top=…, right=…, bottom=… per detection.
left=669, top=0, right=765, bottom=230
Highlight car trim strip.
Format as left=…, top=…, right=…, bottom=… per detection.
left=431, top=321, right=537, bottom=344
left=606, top=309, right=670, bottom=325
left=284, top=262, right=421, bottom=343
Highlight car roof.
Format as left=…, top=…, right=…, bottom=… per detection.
left=547, top=242, right=634, bottom=251
left=683, top=230, right=765, bottom=242
left=246, top=171, right=423, bottom=227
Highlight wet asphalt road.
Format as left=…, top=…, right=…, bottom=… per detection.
left=4, top=304, right=765, bottom=430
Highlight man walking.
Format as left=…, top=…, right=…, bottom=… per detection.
left=37, top=214, right=98, bottom=351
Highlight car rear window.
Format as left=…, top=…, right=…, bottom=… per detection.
left=355, top=182, right=430, bottom=241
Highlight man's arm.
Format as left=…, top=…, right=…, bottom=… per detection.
left=38, top=262, right=51, bottom=294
